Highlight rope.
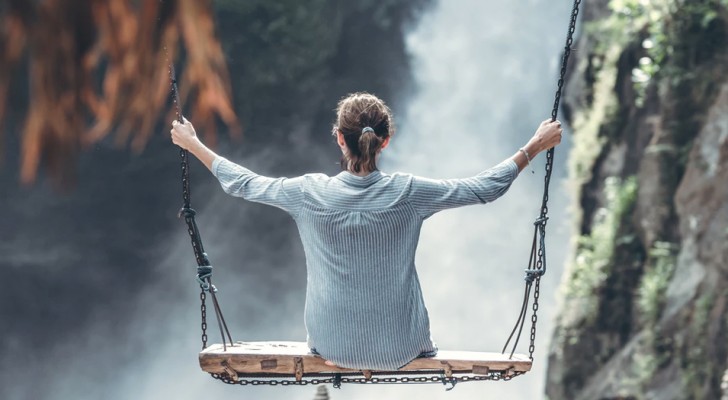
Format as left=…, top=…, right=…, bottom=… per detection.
left=502, top=0, right=582, bottom=361
left=167, top=60, right=234, bottom=351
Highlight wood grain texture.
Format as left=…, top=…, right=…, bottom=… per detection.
left=199, top=341, right=532, bottom=376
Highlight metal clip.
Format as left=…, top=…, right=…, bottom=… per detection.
left=333, top=373, right=342, bottom=389
left=523, top=269, right=544, bottom=283
left=440, top=374, right=457, bottom=391
left=196, top=266, right=217, bottom=292
left=178, top=207, right=197, bottom=219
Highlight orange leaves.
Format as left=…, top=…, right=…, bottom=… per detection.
left=0, top=0, right=240, bottom=185
left=176, top=0, right=239, bottom=149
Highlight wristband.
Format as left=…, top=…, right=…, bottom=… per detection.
left=519, top=148, right=534, bottom=174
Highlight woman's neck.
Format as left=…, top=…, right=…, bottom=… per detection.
left=346, top=168, right=376, bottom=177
left=345, top=161, right=376, bottom=177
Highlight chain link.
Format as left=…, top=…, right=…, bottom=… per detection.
left=181, top=149, right=190, bottom=208
left=208, top=370, right=525, bottom=387
left=200, top=289, right=208, bottom=349
left=168, top=60, right=231, bottom=349
left=507, top=0, right=581, bottom=363
left=551, top=0, right=581, bottom=123
left=529, top=278, right=540, bottom=360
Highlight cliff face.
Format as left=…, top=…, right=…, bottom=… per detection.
left=547, top=1, right=728, bottom=399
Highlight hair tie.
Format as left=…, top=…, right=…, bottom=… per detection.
left=361, top=126, right=374, bottom=134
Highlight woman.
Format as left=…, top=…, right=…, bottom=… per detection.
left=170, top=92, right=562, bottom=371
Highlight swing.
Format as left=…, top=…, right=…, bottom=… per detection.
left=171, top=0, right=581, bottom=388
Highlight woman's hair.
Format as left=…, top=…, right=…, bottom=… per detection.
left=333, top=92, right=394, bottom=173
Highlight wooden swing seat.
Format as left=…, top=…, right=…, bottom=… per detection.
left=199, top=341, right=531, bottom=381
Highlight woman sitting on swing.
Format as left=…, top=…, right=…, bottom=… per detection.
left=170, top=92, right=562, bottom=371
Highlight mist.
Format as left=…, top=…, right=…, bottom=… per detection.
left=1, top=1, right=576, bottom=399
left=380, top=1, right=574, bottom=398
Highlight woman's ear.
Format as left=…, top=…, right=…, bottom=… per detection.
left=381, top=136, right=391, bottom=150
left=336, top=130, right=347, bottom=149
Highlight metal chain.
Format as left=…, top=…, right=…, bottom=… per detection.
left=208, top=370, right=525, bottom=387
left=181, top=149, right=190, bottom=208
left=200, top=289, right=208, bottom=349
left=178, top=130, right=208, bottom=266
left=167, top=60, right=232, bottom=350
left=530, top=0, right=581, bottom=360
left=528, top=279, right=540, bottom=360
left=529, top=0, right=581, bottom=361
left=550, top=0, right=581, bottom=123
left=505, top=0, right=582, bottom=362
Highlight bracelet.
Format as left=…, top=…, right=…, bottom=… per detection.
left=519, top=148, right=535, bottom=174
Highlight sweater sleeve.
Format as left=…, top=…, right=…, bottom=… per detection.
left=211, top=156, right=304, bottom=217
left=408, top=159, right=519, bottom=219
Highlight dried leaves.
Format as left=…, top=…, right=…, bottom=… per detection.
left=0, top=0, right=240, bottom=184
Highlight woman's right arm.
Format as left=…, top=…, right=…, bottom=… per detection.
left=408, top=119, right=563, bottom=218
left=510, top=119, right=563, bottom=172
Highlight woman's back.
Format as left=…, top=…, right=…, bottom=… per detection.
left=297, top=170, right=434, bottom=370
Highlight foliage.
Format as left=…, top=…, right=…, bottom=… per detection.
left=210, top=0, right=431, bottom=150
left=214, top=0, right=337, bottom=87
left=608, top=0, right=728, bottom=106
left=682, top=291, right=716, bottom=398
left=636, top=241, right=677, bottom=326
left=631, top=241, right=677, bottom=390
left=0, top=0, right=238, bottom=184
left=567, top=45, right=620, bottom=186
left=566, top=176, right=638, bottom=320
left=556, top=0, right=728, bottom=397
left=0, top=0, right=432, bottom=185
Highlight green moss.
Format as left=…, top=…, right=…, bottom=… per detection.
left=567, top=1, right=645, bottom=187
left=605, top=0, right=728, bottom=107
left=564, top=12, right=634, bottom=329
left=565, top=176, right=638, bottom=321
left=630, top=242, right=678, bottom=391
left=610, top=0, right=675, bottom=106
left=682, top=291, right=715, bottom=398
left=567, top=44, right=621, bottom=186
left=633, top=347, right=659, bottom=391
left=637, top=241, right=678, bottom=326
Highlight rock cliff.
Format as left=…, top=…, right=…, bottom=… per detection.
left=546, top=1, right=728, bottom=399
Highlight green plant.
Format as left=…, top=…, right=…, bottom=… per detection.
left=566, top=176, right=639, bottom=320
left=682, top=291, right=715, bottom=398
left=637, top=241, right=677, bottom=326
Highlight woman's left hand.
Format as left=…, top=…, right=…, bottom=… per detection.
left=170, top=118, right=199, bottom=151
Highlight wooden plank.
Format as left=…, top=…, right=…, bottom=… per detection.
left=199, top=341, right=532, bottom=376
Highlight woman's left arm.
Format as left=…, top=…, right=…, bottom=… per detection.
left=170, top=118, right=304, bottom=216
left=170, top=118, right=218, bottom=171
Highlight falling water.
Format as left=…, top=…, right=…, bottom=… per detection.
left=379, top=0, right=574, bottom=398
left=1, top=1, right=576, bottom=399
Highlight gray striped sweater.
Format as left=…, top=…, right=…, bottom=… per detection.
left=211, top=156, right=519, bottom=370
